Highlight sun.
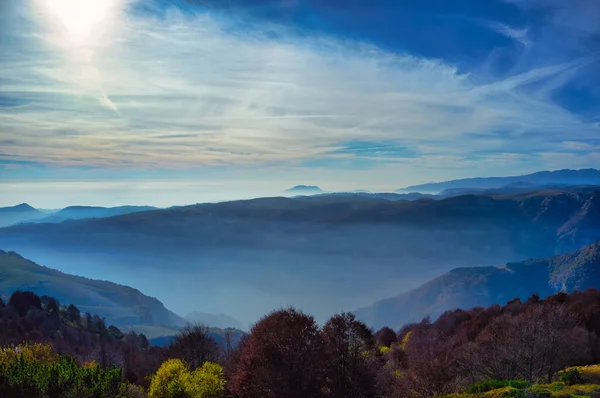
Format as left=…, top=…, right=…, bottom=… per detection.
left=42, top=0, right=120, bottom=43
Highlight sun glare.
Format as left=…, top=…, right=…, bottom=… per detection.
left=42, top=0, right=120, bottom=43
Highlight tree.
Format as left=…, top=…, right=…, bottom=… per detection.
left=190, top=362, right=225, bottom=398
left=66, top=304, right=81, bottom=324
left=168, top=324, right=220, bottom=370
left=398, top=323, right=457, bottom=398
left=229, top=307, right=325, bottom=398
left=148, top=358, right=192, bottom=398
left=462, top=304, right=590, bottom=383
left=375, top=327, right=397, bottom=348
left=148, top=359, right=225, bottom=398
left=322, top=313, right=380, bottom=398
left=8, top=290, right=42, bottom=317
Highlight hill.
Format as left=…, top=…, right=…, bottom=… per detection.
left=0, top=250, right=185, bottom=328
left=399, top=168, right=600, bottom=193
left=285, top=185, right=323, bottom=194
left=0, top=203, right=47, bottom=227
left=355, top=240, right=600, bottom=330
left=0, top=188, right=598, bottom=324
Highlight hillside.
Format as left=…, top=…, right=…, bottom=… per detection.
left=355, top=240, right=600, bottom=330
left=399, top=168, right=600, bottom=193
left=0, top=250, right=185, bottom=328
left=0, top=203, right=47, bottom=227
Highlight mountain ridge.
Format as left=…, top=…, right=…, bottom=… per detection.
left=399, top=168, right=600, bottom=193
left=355, top=240, right=600, bottom=330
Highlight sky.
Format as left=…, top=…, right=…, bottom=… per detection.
left=1, top=0, right=600, bottom=207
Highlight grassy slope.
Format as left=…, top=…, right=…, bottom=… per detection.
left=450, top=366, right=600, bottom=398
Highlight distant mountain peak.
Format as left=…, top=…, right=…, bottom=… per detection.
left=285, top=185, right=323, bottom=193
left=12, top=203, right=36, bottom=211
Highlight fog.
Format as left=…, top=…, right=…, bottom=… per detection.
left=0, top=180, right=302, bottom=209
left=0, top=223, right=535, bottom=326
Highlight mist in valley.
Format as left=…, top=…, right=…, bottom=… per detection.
left=0, top=219, right=551, bottom=326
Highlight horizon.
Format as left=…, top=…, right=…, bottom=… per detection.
left=1, top=166, right=599, bottom=208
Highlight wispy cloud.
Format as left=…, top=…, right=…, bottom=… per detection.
left=0, top=0, right=598, bottom=187
left=488, top=22, right=531, bottom=48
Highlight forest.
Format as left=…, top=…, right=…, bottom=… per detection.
left=2, top=289, right=600, bottom=397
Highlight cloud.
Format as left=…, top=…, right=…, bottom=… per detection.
left=0, top=0, right=598, bottom=187
left=488, top=22, right=531, bottom=48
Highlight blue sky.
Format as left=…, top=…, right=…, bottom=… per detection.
left=1, top=0, right=599, bottom=205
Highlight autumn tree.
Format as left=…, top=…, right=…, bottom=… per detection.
left=462, top=303, right=590, bottom=383
left=168, top=324, right=220, bottom=370
left=375, top=326, right=397, bottom=348
left=229, top=307, right=325, bottom=398
left=8, top=290, right=42, bottom=317
left=322, top=312, right=379, bottom=398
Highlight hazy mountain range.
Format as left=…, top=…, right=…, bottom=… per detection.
left=0, top=204, right=158, bottom=228
left=0, top=203, right=47, bottom=227
left=0, top=168, right=599, bottom=325
left=355, top=240, right=600, bottom=329
left=1, top=185, right=598, bottom=324
left=399, top=168, right=600, bottom=194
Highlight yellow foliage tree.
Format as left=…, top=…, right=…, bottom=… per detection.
left=0, top=343, right=59, bottom=366
left=148, top=358, right=193, bottom=398
left=149, top=359, right=225, bottom=398
left=189, top=362, right=226, bottom=398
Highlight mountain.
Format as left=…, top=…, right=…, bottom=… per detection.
left=355, top=240, right=600, bottom=330
left=0, top=249, right=185, bottom=328
left=0, top=188, right=598, bottom=324
left=285, top=185, right=323, bottom=194
left=399, top=168, right=600, bottom=193
left=0, top=203, right=47, bottom=227
left=185, top=311, right=245, bottom=330
left=27, top=205, right=157, bottom=224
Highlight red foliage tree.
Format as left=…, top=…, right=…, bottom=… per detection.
left=229, top=307, right=325, bottom=398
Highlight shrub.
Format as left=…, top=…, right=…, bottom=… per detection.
left=0, top=343, right=126, bottom=397
left=560, top=368, right=584, bottom=386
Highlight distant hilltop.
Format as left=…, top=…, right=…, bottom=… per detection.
left=285, top=185, right=323, bottom=194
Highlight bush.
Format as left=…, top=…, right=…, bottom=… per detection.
left=0, top=343, right=127, bottom=397
left=559, top=368, right=584, bottom=386
left=467, top=379, right=532, bottom=394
